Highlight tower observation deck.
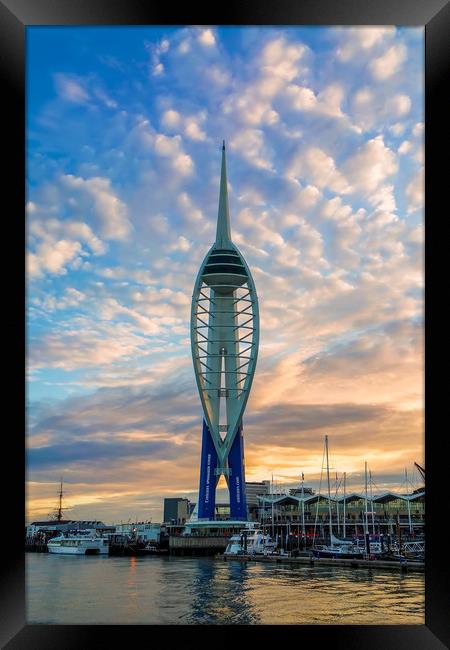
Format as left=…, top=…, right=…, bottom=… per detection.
left=190, top=142, right=259, bottom=520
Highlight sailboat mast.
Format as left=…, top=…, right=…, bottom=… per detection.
left=271, top=473, right=274, bottom=538
left=343, top=472, right=347, bottom=538
left=364, top=462, right=369, bottom=535
left=405, top=467, right=412, bottom=534
left=325, top=435, right=333, bottom=540
left=335, top=472, right=340, bottom=536
left=301, top=472, right=305, bottom=537
left=369, top=469, right=375, bottom=534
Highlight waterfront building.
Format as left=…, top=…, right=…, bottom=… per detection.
left=289, top=486, right=314, bottom=497
left=26, top=520, right=107, bottom=538
left=190, top=142, right=259, bottom=521
left=113, top=522, right=161, bottom=542
left=246, top=480, right=271, bottom=520
left=246, top=480, right=271, bottom=504
left=256, top=489, right=425, bottom=538
left=163, top=498, right=190, bottom=524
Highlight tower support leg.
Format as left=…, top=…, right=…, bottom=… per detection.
left=198, top=419, right=218, bottom=519
left=227, top=421, right=248, bottom=520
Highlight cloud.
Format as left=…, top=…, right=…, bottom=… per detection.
left=146, top=36, right=171, bottom=76
left=54, top=73, right=90, bottom=103
left=350, top=88, right=411, bottom=131
left=26, top=26, right=424, bottom=522
left=342, top=136, right=398, bottom=195
left=395, top=122, right=424, bottom=164
left=405, top=167, right=424, bottom=213
left=29, top=322, right=149, bottom=371
left=28, top=239, right=82, bottom=278
left=153, top=134, right=195, bottom=175
left=398, top=140, right=412, bottom=155
left=370, top=43, right=407, bottom=80
left=197, top=28, right=216, bottom=47
left=260, top=36, right=307, bottom=82
left=284, top=82, right=356, bottom=131
left=30, top=220, right=106, bottom=255
left=287, top=147, right=351, bottom=194
left=33, top=287, right=86, bottom=312
left=61, top=175, right=132, bottom=240
left=28, top=438, right=185, bottom=469
left=27, top=217, right=107, bottom=278
left=221, top=35, right=309, bottom=128
left=161, top=109, right=208, bottom=141
left=161, top=109, right=181, bottom=128
left=334, top=27, right=396, bottom=62
left=230, top=129, right=273, bottom=170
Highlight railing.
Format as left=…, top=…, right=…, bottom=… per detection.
left=258, top=515, right=424, bottom=524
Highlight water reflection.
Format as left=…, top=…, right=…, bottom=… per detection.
left=186, top=559, right=259, bottom=624
left=26, top=554, right=424, bottom=625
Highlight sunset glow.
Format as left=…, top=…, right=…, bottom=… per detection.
left=27, top=26, right=424, bottom=523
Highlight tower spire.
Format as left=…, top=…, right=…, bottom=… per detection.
left=215, top=140, right=232, bottom=248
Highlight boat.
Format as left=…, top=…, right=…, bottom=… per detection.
left=47, top=530, right=109, bottom=555
left=140, top=543, right=169, bottom=555
left=312, top=438, right=367, bottom=560
left=224, top=527, right=277, bottom=556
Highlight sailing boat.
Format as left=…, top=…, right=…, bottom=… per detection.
left=312, top=436, right=364, bottom=559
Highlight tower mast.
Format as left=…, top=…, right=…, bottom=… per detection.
left=215, top=141, right=232, bottom=248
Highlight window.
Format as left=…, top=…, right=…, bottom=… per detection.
left=204, top=264, right=246, bottom=275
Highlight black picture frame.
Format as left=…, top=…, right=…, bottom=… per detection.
left=3, top=0, right=448, bottom=647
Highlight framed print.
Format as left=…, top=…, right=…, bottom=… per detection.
left=2, top=0, right=449, bottom=647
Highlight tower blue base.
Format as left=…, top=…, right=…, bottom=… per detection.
left=227, top=422, right=247, bottom=520
left=198, top=419, right=219, bottom=520
left=197, top=419, right=248, bottom=520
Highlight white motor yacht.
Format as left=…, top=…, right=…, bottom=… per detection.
left=47, top=530, right=109, bottom=555
left=224, top=527, right=277, bottom=556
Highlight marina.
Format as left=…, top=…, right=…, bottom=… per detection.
left=25, top=526, right=424, bottom=572
left=221, top=553, right=424, bottom=572
left=25, top=450, right=425, bottom=569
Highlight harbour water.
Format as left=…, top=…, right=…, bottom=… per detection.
left=27, top=553, right=424, bottom=625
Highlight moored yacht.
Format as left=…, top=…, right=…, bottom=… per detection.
left=312, top=532, right=365, bottom=559
left=48, top=530, right=109, bottom=555
left=224, top=527, right=277, bottom=556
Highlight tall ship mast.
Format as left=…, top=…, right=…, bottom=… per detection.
left=50, top=476, right=70, bottom=521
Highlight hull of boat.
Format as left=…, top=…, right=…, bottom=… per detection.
left=48, top=544, right=108, bottom=555
left=312, top=550, right=364, bottom=559
left=140, top=549, right=168, bottom=555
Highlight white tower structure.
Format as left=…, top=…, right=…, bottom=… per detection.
left=191, top=142, right=259, bottom=520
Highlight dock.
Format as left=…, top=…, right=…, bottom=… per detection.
left=25, top=542, right=48, bottom=553
left=221, top=553, right=424, bottom=572
left=169, top=536, right=229, bottom=556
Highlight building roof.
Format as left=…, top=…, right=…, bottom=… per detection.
left=29, top=520, right=71, bottom=526
left=29, top=519, right=105, bottom=526
left=257, top=489, right=425, bottom=505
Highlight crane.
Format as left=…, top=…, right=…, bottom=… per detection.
left=414, top=462, right=425, bottom=483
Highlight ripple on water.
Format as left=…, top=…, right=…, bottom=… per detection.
left=26, top=554, right=424, bottom=625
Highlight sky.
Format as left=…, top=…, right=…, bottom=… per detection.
left=26, top=26, right=424, bottom=524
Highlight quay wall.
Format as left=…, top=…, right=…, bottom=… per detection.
left=221, top=554, right=424, bottom=572
left=25, top=543, right=48, bottom=553
left=169, top=536, right=229, bottom=556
